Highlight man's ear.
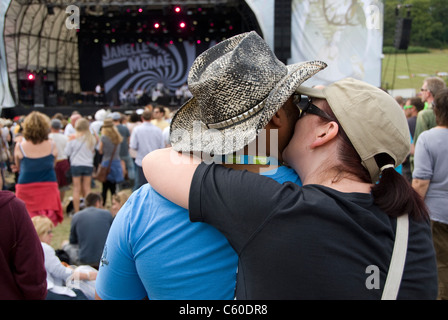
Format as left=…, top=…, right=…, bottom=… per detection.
left=309, top=121, right=339, bottom=149
left=268, top=108, right=285, bottom=128
left=269, top=109, right=282, bottom=128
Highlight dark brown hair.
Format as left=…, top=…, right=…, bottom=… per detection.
left=408, top=97, right=424, bottom=112
left=85, top=192, right=103, bottom=207
left=319, top=100, right=429, bottom=221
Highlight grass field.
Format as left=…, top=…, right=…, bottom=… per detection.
left=381, top=49, right=448, bottom=93
left=50, top=183, right=133, bottom=250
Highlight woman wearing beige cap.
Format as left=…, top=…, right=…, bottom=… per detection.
left=143, top=77, right=438, bottom=300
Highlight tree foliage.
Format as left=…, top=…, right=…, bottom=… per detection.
left=383, top=0, right=448, bottom=48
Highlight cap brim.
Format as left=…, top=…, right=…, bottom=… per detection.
left=295, top=86, right=326, bottom=99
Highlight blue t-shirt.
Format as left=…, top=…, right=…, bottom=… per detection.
left=95, top=165, right=302, bottom=300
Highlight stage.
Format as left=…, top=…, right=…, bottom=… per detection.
left=1, top=95, right=182, bottom=120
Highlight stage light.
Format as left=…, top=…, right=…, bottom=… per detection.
left=138, top=8, right=143, bottom=13
left=154, top=22, right=160, bottom=29
left=174, top=6, right=181, bottom=13
left=179, top=22, right=186, bottom=28
left=196, top=40, right=201, bottom=44
left=27, top=73, right=35, bottom=80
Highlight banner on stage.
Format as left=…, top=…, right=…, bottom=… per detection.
left=101, top=41, right=215, bottom=104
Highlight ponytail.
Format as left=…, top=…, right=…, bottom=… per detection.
left=371, top=155, right=429, bottom=221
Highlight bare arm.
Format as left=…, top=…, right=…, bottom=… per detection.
left=412, top=178, right=430, bottom=199
left=142, top=148, right=200, bottom=209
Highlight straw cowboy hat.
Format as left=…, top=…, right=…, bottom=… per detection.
left=170, top=31, right=327, bottom=155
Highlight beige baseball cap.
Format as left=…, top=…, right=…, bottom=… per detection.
left=297, top=78, right=411, bottom=182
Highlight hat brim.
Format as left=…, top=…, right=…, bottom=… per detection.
left=170, top=60, right=327, bottom=155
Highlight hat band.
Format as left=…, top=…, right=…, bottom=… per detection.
left=206, top=99, right=267, bottom=130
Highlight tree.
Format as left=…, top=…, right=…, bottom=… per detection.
left=383, top=0, right=448, bottom=48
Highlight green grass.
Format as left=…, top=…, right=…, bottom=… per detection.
left=381, top=49, right=448, bottom=92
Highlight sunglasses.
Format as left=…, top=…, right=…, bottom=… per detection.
left=293, top=94, right=334, bottom=121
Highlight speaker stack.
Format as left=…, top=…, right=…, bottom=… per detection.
left=274, top=0, right=292, bottom=64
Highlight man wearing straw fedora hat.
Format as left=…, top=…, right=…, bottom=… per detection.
left=95, top=31, right=326, bottom=300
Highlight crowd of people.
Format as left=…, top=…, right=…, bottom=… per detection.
left=0, top=31, right=447, bottom=301
left=0, top=104, right=172, bottom=207
left=0, top=104, right=169, bottom=299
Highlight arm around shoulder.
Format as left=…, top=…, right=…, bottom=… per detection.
left=142, top=148, right=200, bottom=209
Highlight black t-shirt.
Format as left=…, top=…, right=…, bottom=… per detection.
left=189, top=163, right=438, bottom=300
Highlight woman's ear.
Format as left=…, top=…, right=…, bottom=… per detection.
left=309, top=121, right=339, bottom=149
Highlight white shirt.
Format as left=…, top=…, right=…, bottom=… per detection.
left=129, top=122, right=165, bottom=166
left=49, top=132, right=69, bottom=160
left=41, top=242, right=76, bottom=297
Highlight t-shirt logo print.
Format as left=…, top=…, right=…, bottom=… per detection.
left=100, top=245, right=109, bottom=267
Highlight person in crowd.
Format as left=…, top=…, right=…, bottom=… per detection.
left=411, top=77, right=446, bottom=173
left=98, top=118, right=124, bottom=206
left=412, top=88, right=448, bottom=300
left=95, top=31, right=326, bottom=300
left=151, top=105, right=170, bottom=131
left=0, top=190, right=47, bottom=299
left=49, top=119, right=70, bottom=203
left=64, top=192, right=113, bottom=269
left=65, top=118, right=96, bottom=213
left=111, top=112, right=133, bottom=187
left=395, top=95, right=405, bottom=108
left=163, top=107, right=172, bottom=123
left=32, top=215, right=97, bottom=300
left=64, top=111, right=81, bottom=137
left=414, top=76, right=446, bottom=144
left=110, top=190, right=129, bottom=218
left=401, top=96, right=425, bottom=182
left=144, top=76, right=438, bottom=299
left=0, top=118, right=12, bottom=189
left=404, top=96, right=425, bottom=138
left=13, top=111, right=63, bottom=226
left=90, top=109, right=107, bottom=172
left=126, top=112, right=141, bottom=174
left=129, top=109, right=164, bottom=191
left=126, top=111, right=142, bottom=135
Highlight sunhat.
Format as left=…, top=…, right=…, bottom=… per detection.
left=95, top=109, right=108, bottom=121
left=296, top=78, right=411, bottom=182
left=170, top=31, right=327, bottom=155
left=102, top=118, right=114, bottom=128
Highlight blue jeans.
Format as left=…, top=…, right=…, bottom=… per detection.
left=71, top=165, right=93, bottom=177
